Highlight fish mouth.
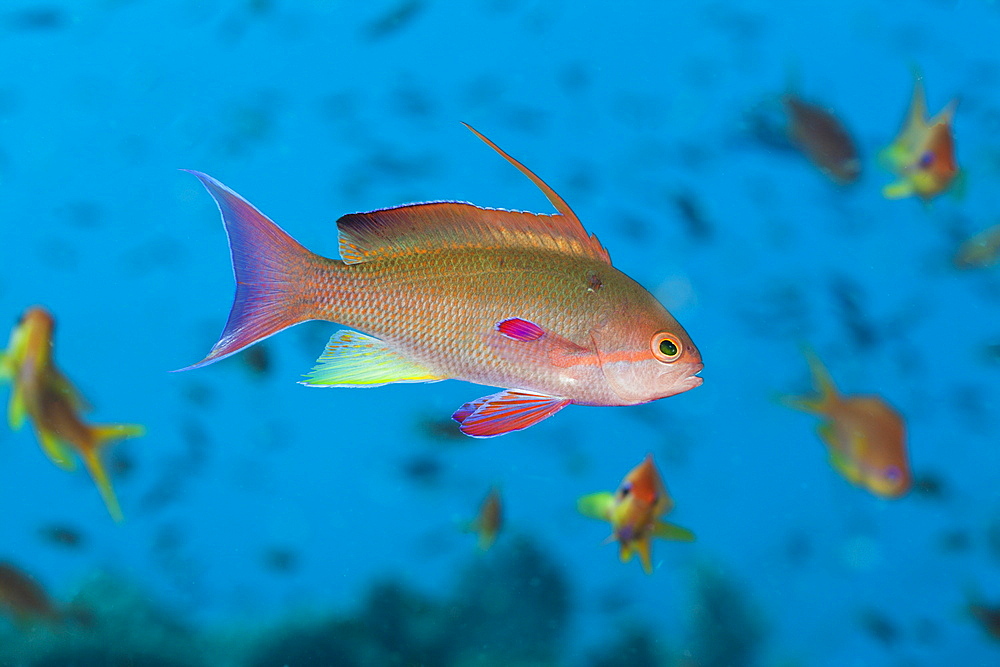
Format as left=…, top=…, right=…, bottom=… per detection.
left=680, top=363, right=704, bottom=391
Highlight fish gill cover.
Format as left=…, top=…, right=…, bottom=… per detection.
left=0, top=1, right=998, bottom=666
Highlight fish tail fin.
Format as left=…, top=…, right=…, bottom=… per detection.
left=779, top=346, right=839, bottom=415
left=803, top=347, right=838, bottom=402
left=178, top=171, right=328, bottom=371
left=85, top=423, right=144, bottom=522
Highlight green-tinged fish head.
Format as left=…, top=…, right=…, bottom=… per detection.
left=590, top=289, right=702, bottom=405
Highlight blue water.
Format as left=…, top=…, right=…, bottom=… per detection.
left=1, top=1, right=999, bottom=665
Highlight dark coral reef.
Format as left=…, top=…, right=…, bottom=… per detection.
left=0, top=539, right=763, bottom=667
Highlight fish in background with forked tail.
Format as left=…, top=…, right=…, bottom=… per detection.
left=782, top=349, right=910, bottom=498
left=0, top=307, right=144, bottom=521
left=179, top=125, right=702, bottom=437
left=880, top=75, right=960, bottom=202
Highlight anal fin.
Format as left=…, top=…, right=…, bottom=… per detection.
left=653, top=521, right=696, bottom=542
left=452, top=389, right=570, bottom=437
left=300, top=331, right=444, bottom=388
left=37, top=429, right=77, bottom=471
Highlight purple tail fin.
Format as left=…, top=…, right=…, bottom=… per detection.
left=178, top=171, right=317, bottom=371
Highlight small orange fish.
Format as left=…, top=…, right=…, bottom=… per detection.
left=465, top=486, right=503, bottom=551
left=0, top=307, right=144, bottom=521
left=0, top=561, right=61, bottom=626
left=954, top=224, right=1000, bottom=269
left=180, top=124, right=703, bottom=437
left=783, top=94, right=861, bottom=185
left=577, top=455, right=694, bottom=574
left=783, top=349, right=910, bottom=498
left=880, top=76, right=959, bottom=201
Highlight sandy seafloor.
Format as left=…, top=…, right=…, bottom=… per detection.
left=0, top=1, right=999, bottom=665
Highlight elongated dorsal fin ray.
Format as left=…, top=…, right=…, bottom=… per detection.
left=462, top=123, right=579, bottom=223
left=335, top=127, right=609, bottom=265
left=908, top=75, right=928, bottom=130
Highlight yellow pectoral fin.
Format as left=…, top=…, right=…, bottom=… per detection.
left=81, top=450, right=123, bottom=523
left=577, top=492, right=615, bottom=521
left=37, top=430, right=77, bottom=471
left=653, top=521, right=696, bottom=543
left=0, top=351, right=11, bottom=381
left=8, top=385, right=26, bottom=430
left=883, top=179, right=915, bottom=200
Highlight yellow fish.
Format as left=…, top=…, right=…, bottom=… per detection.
left=783, top=349, right=910, bottom=498
left=578, top=454, right=694, bottom=574
left=880, top=76, right=959, bottom=201
left=0, top=307, right=143, bottom=521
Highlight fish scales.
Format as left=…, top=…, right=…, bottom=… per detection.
left=303, top=246, right=638, bottom=405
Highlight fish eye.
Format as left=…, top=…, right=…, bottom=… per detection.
left=884, top=466, right=902, bottom=482
left=919, top=151, right=934, bottom=168
left=651, top=333, right=683, bottom=363
left=619, top=481, right=632, bottom=497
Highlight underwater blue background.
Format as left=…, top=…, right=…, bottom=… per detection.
left=1, top=0, right=999, bottom=665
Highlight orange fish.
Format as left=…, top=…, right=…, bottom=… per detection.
left=0, top=561, right=61, bottom=626
left=783, top=350, right=910, bottom=498
left=577, top=455, right=695, bottom=574
left=0, top=307, right=144, bottom=521
left=180, top=125, right=703, bottom=437
left=954, top=224, right=1000, bottom=269
left=880, top=76, right=959, bottom=201
left=783, top=94, right=861, bottom=185
left=465, top=486, right=503, bottom=551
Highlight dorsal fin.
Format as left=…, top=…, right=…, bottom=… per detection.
left=336, top=126, right=610, bottom=265
left=462, top=123, right=579, bottom=222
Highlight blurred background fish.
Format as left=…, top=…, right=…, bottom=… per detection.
left=782, top=349, right=910, bottom=498
left=880, top=76, right=960, bottom=201
left=0, top=307, right=143, bottom=521
left=782, top=94, right=861, bottom=185
left=464, top=486, right=503, bottom=551
left=578, top=454, right=694, bottom=574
